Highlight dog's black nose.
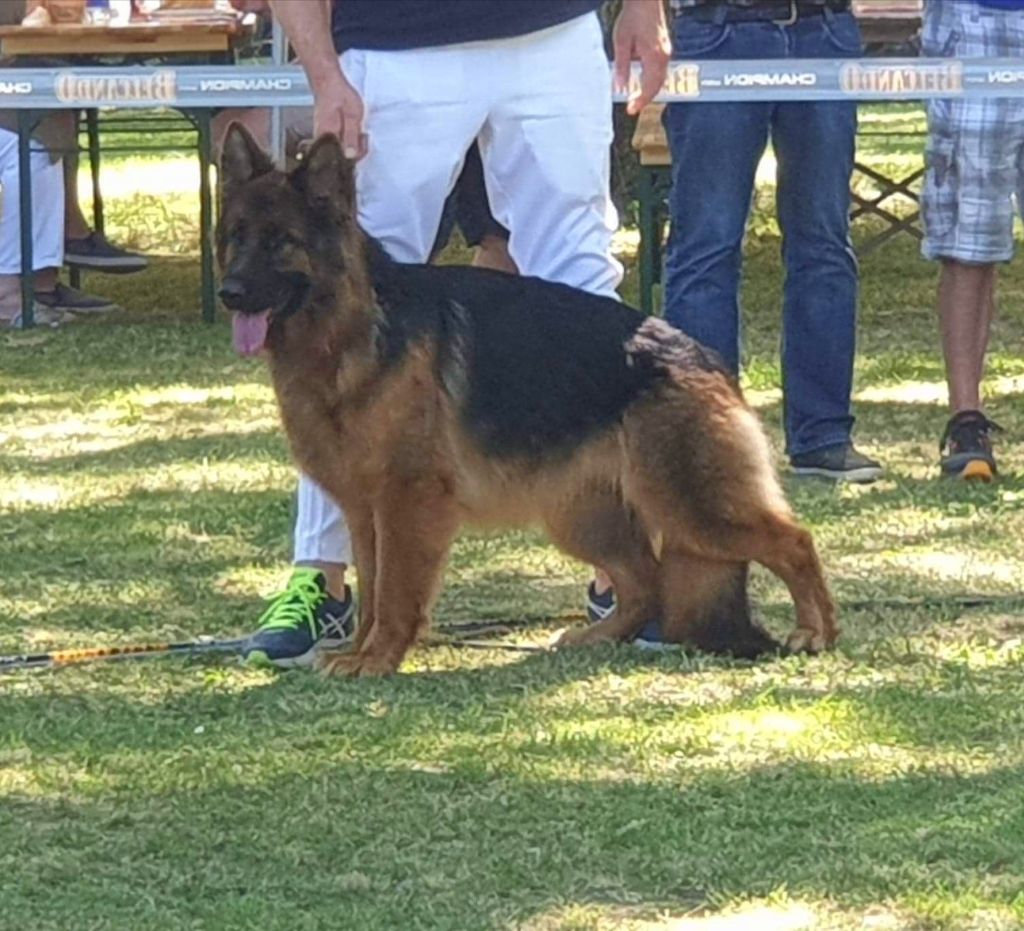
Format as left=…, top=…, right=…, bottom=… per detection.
left=218, top=277, right=248, bottom=310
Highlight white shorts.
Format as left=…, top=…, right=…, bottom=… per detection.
left=0, top=128, right=64, bottom=275
left=294, top=13, right=620, bottom=565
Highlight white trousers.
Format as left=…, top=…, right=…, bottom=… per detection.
left=294, top=13, right=620, bottom=566
left=0, top=128, right=64, bottom=275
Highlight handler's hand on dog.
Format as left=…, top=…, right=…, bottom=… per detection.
left=613, top=0, right=671, bottom=116
left=314, top=71, right=367, bottom=161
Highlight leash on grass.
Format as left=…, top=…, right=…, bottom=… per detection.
left=0, top=621, right=556, bottom=673
left=0, top=637, right=249, bottom=673
left=3, top=593, right=1022, bottom=673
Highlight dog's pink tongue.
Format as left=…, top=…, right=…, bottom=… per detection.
left=232, top=311, right=271, bottom=356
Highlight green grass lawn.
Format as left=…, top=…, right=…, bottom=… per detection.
left=2, top=136, right=1024, bottom=930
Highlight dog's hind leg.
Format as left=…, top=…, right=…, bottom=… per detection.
left=659, top=554, right=778, bottom=659
left=719, top=514, right=836, bottom=654
left=626, top=397, right=837, bottom=653
left=319, top=482, right=459, bottom=678
left=544, top=488, right=661, bottom=647
left=639, top=492, right=836, bottom=653
left=659, top=513, right=835, bottom=654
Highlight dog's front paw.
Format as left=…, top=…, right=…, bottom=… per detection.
left=316, top=649, right=399, bottom=678
left=552, top=626, right=594, bottom=649
left=315, top=649, right=359, bottom=677
left=785, top=628, right=836, bottom=655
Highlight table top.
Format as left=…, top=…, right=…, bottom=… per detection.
left=851, top=0, right=922, bottom=20
left=0, top=18, right=245, bottom=56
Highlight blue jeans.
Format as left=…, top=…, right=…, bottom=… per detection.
left=663, top=9, right=861, bottom=456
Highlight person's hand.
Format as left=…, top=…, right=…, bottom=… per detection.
left=612, top=0, right=671, bottom=116
left=312, top=70, right=367, bottom=160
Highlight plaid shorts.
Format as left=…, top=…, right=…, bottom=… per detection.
left=921, top=0, right=1024, bottom=263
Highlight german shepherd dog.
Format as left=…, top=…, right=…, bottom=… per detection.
left=217, top=125, right=837, bottom=677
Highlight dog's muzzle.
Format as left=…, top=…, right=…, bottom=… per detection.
left=218, top=276, right=249, bottom=311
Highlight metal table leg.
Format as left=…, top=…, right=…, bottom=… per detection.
left=189, top=107, right=217, bottom=324
left=87, top=108, right=104, bottom=235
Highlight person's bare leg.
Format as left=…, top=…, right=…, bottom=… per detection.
left=295, top=560, right=346, bottom=599
left=936, top=259, right=1001, bottom=480
left=592, top=568, right=613, bottom=595
left=0, top=274, right=21, bottom=314
left=34, top=268, right=57, bottom=290
left=0, top=269, right=58, bottom=320
left=938, top=259, right=997, bottom=413
left=0, top=267, right=56, bottom=292
left=64, top=148, right=92, bottom=241
left=972, top=264, right=997, bottom=399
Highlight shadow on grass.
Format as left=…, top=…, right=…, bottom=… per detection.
left=2, top=480, right=1022, bottom=654
left=2, top=655, right=1023, bottom=928
left=4, top=632, right=1023, bottom=757
left=0, top=429, right=286, bottom=478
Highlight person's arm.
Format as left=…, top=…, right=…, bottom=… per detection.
left=612, top=0, right=671, bottom=116
left=268, top=0, right=365, bottom=157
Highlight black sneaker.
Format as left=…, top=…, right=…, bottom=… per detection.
left=940, top=410, right=1001, bottom=482
left=35, top=282, right=119, bottom=315
left=243, top=569, right=356, bottom=669
left=585, top=581, right=616, bottom=624
left=585, top=581, right=666, bottom=649
left=790, top=443, right=883, bottom=484
left=65, top=232, right=148, bottom=274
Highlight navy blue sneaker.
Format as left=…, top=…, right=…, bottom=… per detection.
left=243, top=569, right=355, bottom=669
left=585, top=581, right=667, bottom=649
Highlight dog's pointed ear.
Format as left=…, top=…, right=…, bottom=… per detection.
left=292, top=134, right=356, bottom=218
left=220, top=121, right=273, bottom=191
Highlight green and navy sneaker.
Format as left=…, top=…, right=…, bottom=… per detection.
left=243, top=569, right=355, bottom=669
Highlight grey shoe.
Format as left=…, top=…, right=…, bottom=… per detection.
left=790, top=443, right=884, bottom=484
left=3, top=304, right=68, bottom=328
left=36, top=282, right=119, bottom=315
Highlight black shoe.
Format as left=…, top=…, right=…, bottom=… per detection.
left=584, top=582, right=665, bottom=648
left=940, top=410, right=1001, bottom=482
left=790, top=443, right=883, bottom=484
left=64, top=232, right=148, bottom=274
